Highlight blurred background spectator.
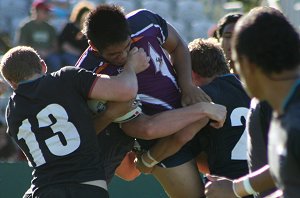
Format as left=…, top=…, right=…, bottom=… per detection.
left=1, top=0, right=298, bottom=53
left=215, top=12, right=243, bottom=73
left=58, top=1, right=94, bottom=65
left=15, top=0, right=61, bottom=73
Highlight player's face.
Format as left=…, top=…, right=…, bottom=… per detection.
left=100, top=37, right=132, bottom=66
left=220, top=23, right=236, bottom=63
left=232, top=49, right=258, bottom=98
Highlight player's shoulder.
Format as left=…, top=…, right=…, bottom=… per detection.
left=126, top=9, right=154, bottom=20
left=201, top=74, right=237, bottom=95
left=126, top=9, right=167, bottom=33
left=53, top=66, right=94, bottom=80
left=76, top=47, right=103, bottom=71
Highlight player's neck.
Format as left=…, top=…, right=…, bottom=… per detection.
left=263, top=69, right=300, bottom=115
left=19, top=73, right=44, bottom=85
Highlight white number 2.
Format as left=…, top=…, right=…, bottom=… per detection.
left=230, top=107, right=249, bottom=160
left=17, top=104, right=80, bottom=167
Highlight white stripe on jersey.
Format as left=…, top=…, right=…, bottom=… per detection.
left=138, top=94, right=173, bottom=110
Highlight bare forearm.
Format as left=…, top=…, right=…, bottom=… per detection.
left=122, top=104, right=209, bottom=139
left=148, top=119, right=208, bottom=162
left=248, top=165, right=275, bottom=193
left=234, top=165, right=276, bottom=197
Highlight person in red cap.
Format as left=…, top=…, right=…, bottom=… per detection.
left=32, top=0, right=52, bottom=11
left=15, top=0, right=61, bottom=73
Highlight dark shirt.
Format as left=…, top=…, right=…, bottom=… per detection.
left=58, top=22, right=88, bottom=53
left=268, top=79, right=300, bottom=198
left=6, top=67, right=105, bottom=192
left=247, top=99, right=276, bottom=198
left=192, top=74, right=251, bottom=179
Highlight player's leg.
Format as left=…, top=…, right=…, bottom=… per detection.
left=97, top=123, right=135, bottom=183
left=152, top=159, right=204, bottom=198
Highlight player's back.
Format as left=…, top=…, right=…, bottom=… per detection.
left=6, top=67, right=105, bottom=191
left=194, top=74, right=250, bottom=179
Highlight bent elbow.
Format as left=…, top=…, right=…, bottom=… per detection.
left=140, top=122, right=158, bottom=140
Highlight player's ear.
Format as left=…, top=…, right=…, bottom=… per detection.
left=10, top=81, right=18, bottom=89
left=88, top=40, right=99, bottom=52
left=40, top=60, right=48, bottom=74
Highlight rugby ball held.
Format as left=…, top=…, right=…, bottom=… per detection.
left=87, top=97, right=142, bottom=123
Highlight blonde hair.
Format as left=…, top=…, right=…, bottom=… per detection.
left=69, top=1, right=95, bottom=24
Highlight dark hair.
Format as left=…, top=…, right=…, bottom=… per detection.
left=188, top=38, right=230, bottom=77
left=82, top=4, right=131, bottom=51
left=233, top=7, right=300, bottom=74
left=217, top=12, right=243, bottom=39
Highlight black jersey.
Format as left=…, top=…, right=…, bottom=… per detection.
left=6, top=66, right=105, bottom=192
left=269, top=79, right=300, bottom=198
left=193, top=74, right=251, bottom=179
left=247, top=99, right=272, bottom=171
left=247, top=99, right=276, bottom=198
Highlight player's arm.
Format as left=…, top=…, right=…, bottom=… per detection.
left=93, top=100, right=135, bottom=134
left=121, top=102, right=226, bottom=140
left=162, top=24, right=211, bottom=106
left=205, top=165, right=276, bottom=197
left=89, top=47, right=148, bottom=102
left=136, top=119, right=209, bottom=174
left=135, top=103, right=226, bottom=173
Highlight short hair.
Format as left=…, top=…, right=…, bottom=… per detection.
left=82, top=4, right=131, bottom=51
left=188, top=38, right=230, bottom=77
left=217, top=12, right=243, bottom=39
left=233, top=6, right=300, bottom=74
left=0, top=46, right=43, bottom=84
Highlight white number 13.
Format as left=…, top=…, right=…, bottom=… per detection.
left=17, top=104, right=80, bottom=167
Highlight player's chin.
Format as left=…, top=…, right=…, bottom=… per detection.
left=114, top=59, right=127, bottom=66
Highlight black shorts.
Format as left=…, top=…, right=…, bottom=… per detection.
left=158, top=141, right=196, bottom=168
left=136, top=139, right=197, bottom=168
left=97, top=123, right=135, bottom=183
left=32, top=183, right=108, bottom=198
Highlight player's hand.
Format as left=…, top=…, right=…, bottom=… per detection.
left=201, top=102, right=227, bottom=128
left=181, top=84, right=211, bottom=107
left=205, top=174, right=236, bottom=198
left=126, top=47, right=150, bottom=74
left=134, top=153, right=154, bottom=174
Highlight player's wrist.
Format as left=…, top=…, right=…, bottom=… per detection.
left=232, top=180, right=242, bottom=198
left=242, top=177, right=259, bottom=196
left=141, top=150, right=159, bottom=168
left=233, top=177, right=259, bottom=197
